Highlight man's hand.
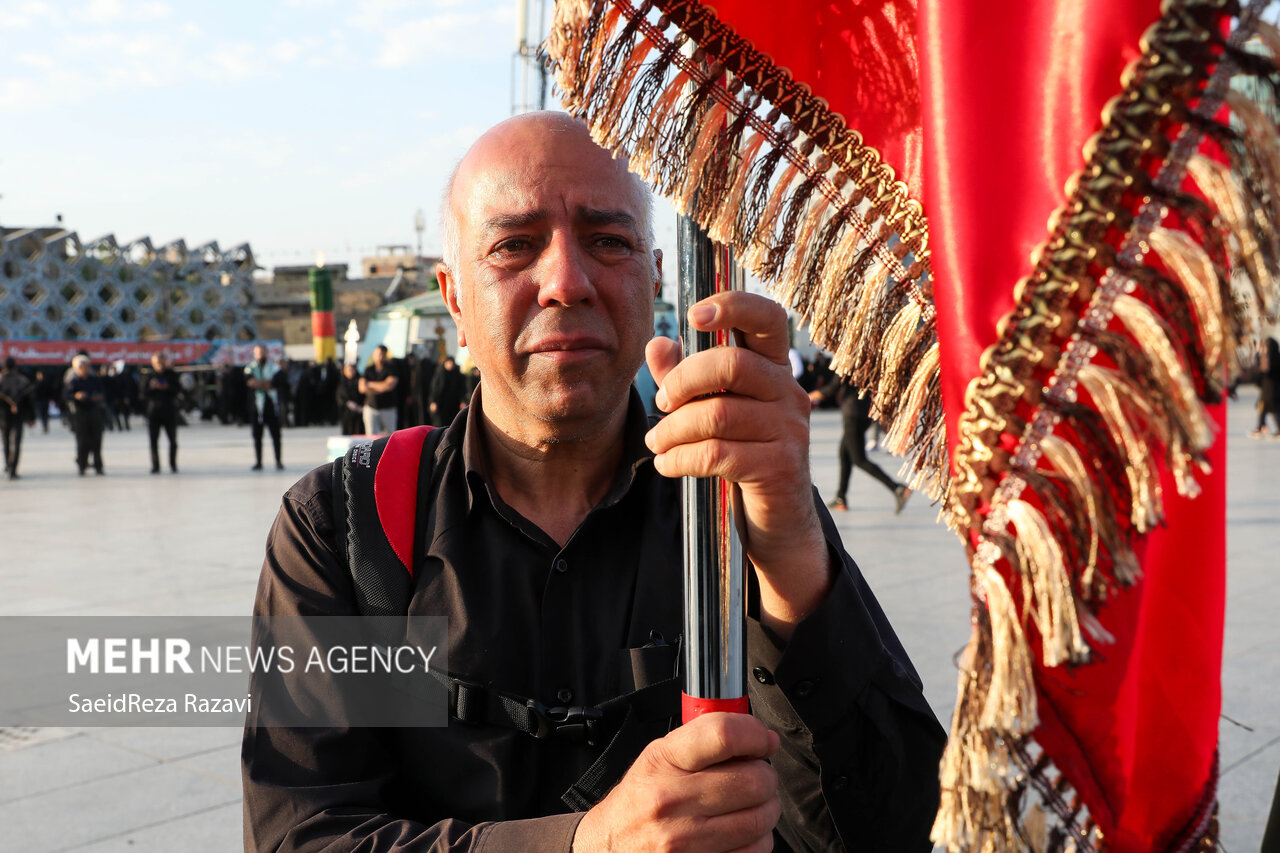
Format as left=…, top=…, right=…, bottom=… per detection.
left=644, top=292, right=832, bottom=638
left=572, top=712, right=780, bottom=853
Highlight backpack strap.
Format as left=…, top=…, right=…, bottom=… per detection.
left=330, top=425, right=442, bottom=617
left=332, top=423, right=681, bottom=811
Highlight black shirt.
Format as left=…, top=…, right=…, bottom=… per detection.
left=242, top=390, right=945, bottom=852
left=364, top=364, right=397, bottom=410
left=144, top=368, right=181, bottom=411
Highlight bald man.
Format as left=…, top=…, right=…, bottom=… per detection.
left=243, top=113, right=944, bottom=853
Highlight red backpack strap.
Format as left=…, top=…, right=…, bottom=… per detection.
left=332, top=425, right=441, bottom=617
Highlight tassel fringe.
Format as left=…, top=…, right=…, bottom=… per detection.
left=547, top=1, right=1276, bottom=850
left=546, top=0, right=948, bottom=502
left=938, top=2, right=1280, bottom=849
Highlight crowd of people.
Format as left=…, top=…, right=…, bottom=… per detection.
left=0, top=345, right=484, bottom=479
left=2, top=332, right=1276, bottom=481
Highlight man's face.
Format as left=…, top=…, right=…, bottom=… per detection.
left=151, top=354, right=165, bottom=371
left=440, top=114, right=659, bottom=434
left=372, top=347, right=386, bottom=368
left=253, top=345, right=266, bottom=363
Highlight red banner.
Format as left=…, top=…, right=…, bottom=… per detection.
left=0, top=339, right=284, bottom=366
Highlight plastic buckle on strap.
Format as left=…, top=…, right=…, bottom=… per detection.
left=528, top=700, right=604, bottom=746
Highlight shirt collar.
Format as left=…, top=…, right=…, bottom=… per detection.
left=457, top=385, right=655, bottom=519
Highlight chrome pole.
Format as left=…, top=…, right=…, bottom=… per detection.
left=677, top=214, right=747, bottom=720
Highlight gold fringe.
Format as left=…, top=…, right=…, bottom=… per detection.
left=884, top=341, right=939, bottom=458
left=707, top=130, right=768, bottom=243
left=546, top=0, right=948, bottom=503
left=1187, top=154, right=1277, bottom=319
left=1038, top=435, right=1101, bottom=590
left=1110, top=293, right=1216, bottom=452
left=1006, top=499, right=1091, bottom=668
left=1076, top=364, right=1163, bottom=532
left=932, top=570, right=1034, bottom=852
left=1146, top=226, right=1230, bottom=384
left=875, top=300, right=926, bottom=404
left=1226, top=86, right=1280, bottom=186
left=976, top=561, right=1039, bottom=732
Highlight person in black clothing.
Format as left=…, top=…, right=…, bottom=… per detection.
left=335, top=363, right=364, bottom=435
left=810, top=375, right=911, bottom=513
left=320, top=357, right=340, bottom=426
left=243, top=113, right=944, bottom=853
left=246, top=345, right=285, bottom=470
left=359, top=345, right=400, bottom=434
left=0, top=357, right=35, bottom=480
left=33, top=370, right=52, bottom=433
left=110, top=365, right=137, bottom=431
left=274, top=357, right=294, bottom=428
left=1253, top=336, right=1280, bottom=437
left=410, top=354, right=436, bottom=427
left=64, top=355, right=106, bottom=475
left=427, top=355, right=466, bottom=426
left=144, top=352, right=182, bottom=473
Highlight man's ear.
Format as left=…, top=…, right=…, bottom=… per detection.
left=437, top=262, right=467, bottom=348
left=652, top=248, right=663, bottom=297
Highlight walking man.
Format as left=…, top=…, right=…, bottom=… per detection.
left=811, top=376, right=911, bottom=513
left=145, top=352, right=181, bottom=473
left=0, top=357, right=35, bottom=480
left=245, top=345, right=284, bottom=471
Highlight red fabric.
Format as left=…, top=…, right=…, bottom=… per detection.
left=373, top=425, right=434, bottom=576
left=913, top=2, right=1222, bottom=847
left=682, top=0, right=1226, bottom=847
left=702, top=0, right=923, bottom=196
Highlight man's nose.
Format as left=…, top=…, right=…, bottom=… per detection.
left=536, top=235, right=595, bottom=308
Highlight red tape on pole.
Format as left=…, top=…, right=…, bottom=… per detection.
left=681, top=693, right=749, bottom=722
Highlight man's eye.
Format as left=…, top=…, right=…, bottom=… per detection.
left=593, top=235, right=632, bottom=251
left=492, top=238, right=531, bottom=255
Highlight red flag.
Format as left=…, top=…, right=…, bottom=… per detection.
left=548, top=0, right=1277, bottom=847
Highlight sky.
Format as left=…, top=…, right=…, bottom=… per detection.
left=0, top=0, right=682, bottom=284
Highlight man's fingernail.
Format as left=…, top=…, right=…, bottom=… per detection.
left=689, top=304, right=716, bottom=325
left=644, top=430, right=656, bottom=451
left=655, top=388, right=668, bottom=411
left=652, top=453, right=665, bottom=473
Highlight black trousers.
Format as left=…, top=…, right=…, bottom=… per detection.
left=836, top=413, right=899, bottom=499
left=148, top=406, right=178, bottom=470
left=2, top=418, right=23, bottom=474
left=72, top=408, right=104, bottom=472
left=253, top=397, right=282, bottom=464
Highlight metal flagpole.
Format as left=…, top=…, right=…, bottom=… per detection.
left=677, top=213, right=748, bottom=722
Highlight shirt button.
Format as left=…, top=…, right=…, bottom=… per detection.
left=793, top=679, right=817, bottom=698
left=554, top=558, right=569, bottom=573
left=752, top=666, right=774, bottom=685
left=556, top=687, right=574, bottom=704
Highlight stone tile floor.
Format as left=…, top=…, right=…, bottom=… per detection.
left=0, top=390, right=1274, bottom=851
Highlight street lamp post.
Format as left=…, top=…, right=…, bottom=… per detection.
left=414, top=209, right=425, bottom=273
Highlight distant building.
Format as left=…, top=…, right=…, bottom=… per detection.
left=253, top=261, right=435, bottom=359
left=361, top=245, right=440, bottom=281
left=0, top=225, right=258, bottom=343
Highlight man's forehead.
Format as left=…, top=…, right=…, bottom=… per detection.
left=461, top=164, right=643, bottom=227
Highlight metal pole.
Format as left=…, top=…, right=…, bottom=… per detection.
left=677, top=213, right=748, bottom=721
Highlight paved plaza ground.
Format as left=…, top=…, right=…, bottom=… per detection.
left=0, top=390, right=1275, bottom=851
